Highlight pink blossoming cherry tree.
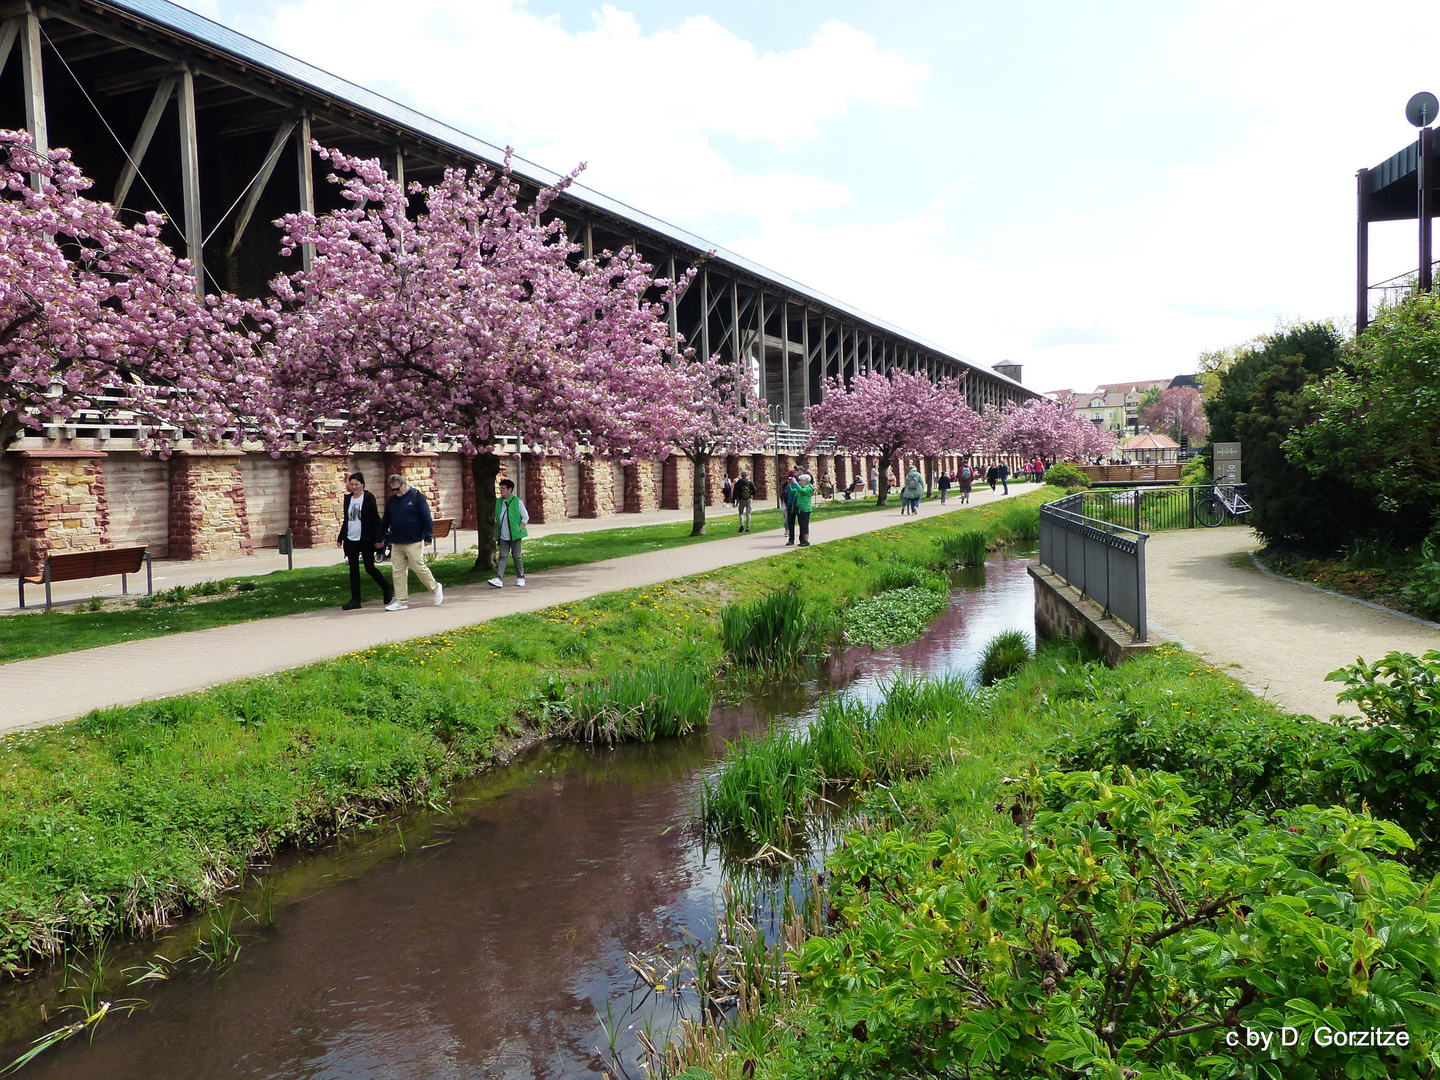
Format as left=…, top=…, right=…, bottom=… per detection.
left=987, top=397, right=1117, bottom=466
left=267, top=146, right=685, bottom=573
left=0, top=130, right=269, bottom=453
left=805, top=370, right=982, bottom=506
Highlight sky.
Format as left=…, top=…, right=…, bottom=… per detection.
left=177, top=0, right=1438, bottom=393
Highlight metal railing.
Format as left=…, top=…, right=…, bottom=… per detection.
left=1070, top=484, right=1249, bottom=533
left=1039, top=491, right=1148, bottom=641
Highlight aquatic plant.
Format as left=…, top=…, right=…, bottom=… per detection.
left=866, top=556, right=941, bottom=595
left=938, top=529, right=988, bottom=567
left=565, top=665, right=713, bottom=743
left=700, top=728, right=817, bottom=843
left=844, top=586, right=947, bottom=648
left=978, top=628, right=1033, bottom=685
left=993, top=504, right=1040, bottom=547
left=720, top=587, right=815, bottom=669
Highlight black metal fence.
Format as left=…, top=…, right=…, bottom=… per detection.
left=1038, top=492, right=1148, bottom=641
left=1073, top=485, right=1246, bottom=533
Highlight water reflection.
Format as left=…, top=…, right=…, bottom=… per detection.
left=1, top=556, right=1036, bottom=1080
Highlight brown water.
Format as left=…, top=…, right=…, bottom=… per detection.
left=0, top=556, right=1036, bottom=1080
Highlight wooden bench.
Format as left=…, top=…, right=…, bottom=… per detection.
left=19, top=546, right=152, bottom=610
left=429, top=517, right=457, bottom=555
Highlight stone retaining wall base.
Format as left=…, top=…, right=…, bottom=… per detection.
left=1029, top=564, right=1152, bottom=667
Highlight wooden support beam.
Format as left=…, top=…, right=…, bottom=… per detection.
left=392, top=147, right=404, bottom=187
left=0, top=17, right=19, bottom=79
left=177, top=68, right=204, bottom=296
left=114, top=74, right=174, bottom=208
left=700, top=269, right=710, bottom=360
left=20, top=7, right=45, bottom=185
left=296, top=115, right=314, bottom=272
left=228, top=120, right=295, bottom=257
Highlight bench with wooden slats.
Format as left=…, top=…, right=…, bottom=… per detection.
left=19, top=545, right=152, bottom=609
left=430, top=517, right=457, bottom=554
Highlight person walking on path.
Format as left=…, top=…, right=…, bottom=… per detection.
left=732, top=472, right=755, bottom=532
left=722, top=476, right=733, bottom=507
left=489, top=477, right=529, bottom=588
left=380, top=474, right=443, bottom=610
left=937, top=471, right=951, bottom=505
left=336, top=472, right=393, bottom=610
left=998, top=461, right=1010, bottom=495
left=901, top=467, right=925, bottom=515
left=783, top=471, right=800, bottom=545
left=958, top=460, right=973, bottom=504
left=794, top=471, right=815, bottom=546
left=869, top=465, right=878, bottom=494
left=986, top=464, right=999, bottom=492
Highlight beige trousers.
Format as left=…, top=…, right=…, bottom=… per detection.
left=389, top=542, right=438, bottom=603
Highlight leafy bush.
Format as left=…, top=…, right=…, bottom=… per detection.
left=1402, top=538, right=1440, bottom=620
left=978, top=629, right=1031, bottom=685
left=1040, top=462, right=1089, bottom=488
left=720, top=587, right=816, bottom=669
left=793, top=770, right=1440, bottom=1079
left=1179, top=454, right=1211, bottom=486
left=938, top=530, right=987, bottom=567
left=844, top=587, right=947, bottom=647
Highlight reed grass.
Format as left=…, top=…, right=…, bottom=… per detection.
left=700, top=728, right=817, bottom=843
left=938, top=529, right=988, bottom=567
left=564, top=665, right=713, bottom=744
left=719, top=587, right=816, bottom=669
left=978, top=628, right=1033, bottom=685
left=993, top=503, right=1041, bottom=547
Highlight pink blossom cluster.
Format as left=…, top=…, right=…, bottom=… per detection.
left=267, top=145, right=736, bottom=463
left=0, top=130, right=269, bottom=452
left=985, top=397, right=1117, bottom=463
left=805, top=369, right=983, bottom=500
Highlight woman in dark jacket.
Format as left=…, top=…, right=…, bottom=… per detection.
left=336, top=472, right=393, bottom=610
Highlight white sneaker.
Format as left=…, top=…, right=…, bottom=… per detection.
left=516, top=577, right=525, bottom=588
left=487, top=577, right=503, bottom=589
left=385, top=601, right=408, bottom=611
left=433, top=583, right=444, bottom=606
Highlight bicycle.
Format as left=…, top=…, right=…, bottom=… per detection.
left=1195, top=483, right=1251, bottom=527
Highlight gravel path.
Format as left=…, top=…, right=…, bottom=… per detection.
left=1144, top=527, right=1440, bottom=718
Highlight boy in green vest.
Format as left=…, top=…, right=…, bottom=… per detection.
left=489, top=478, right=529, bottom=588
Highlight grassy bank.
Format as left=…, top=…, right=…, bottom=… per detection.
left=0, top=494, right=897, bottom=664
left=661, top=642, right=1440, bottom=1079
left=0, top=489, right=1058, bottom=974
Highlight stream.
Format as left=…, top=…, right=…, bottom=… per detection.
left=0, top=554, right=1036, bottom=1080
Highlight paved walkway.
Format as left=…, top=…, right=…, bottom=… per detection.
left=0, top=506, right=710, bottom=614
left=1, top=485, right=1035, bottom=732
left=1145, top=527, right=1440, bottom=718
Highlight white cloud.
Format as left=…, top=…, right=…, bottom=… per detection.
left=250, top=0, right=923, bottom=225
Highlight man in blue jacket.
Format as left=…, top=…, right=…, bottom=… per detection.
left=379, top=473, right=443, bottom=610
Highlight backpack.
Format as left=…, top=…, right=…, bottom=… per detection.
left=960, top=466, right=972, bottom=481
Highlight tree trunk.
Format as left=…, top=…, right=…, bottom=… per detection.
left=875, top=445, right=894, bottom=507
left=690, top=451, right=708, bottom=536
left=469, top=451, right=501, bottom=574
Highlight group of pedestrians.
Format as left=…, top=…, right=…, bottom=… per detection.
left=337, top=471, right=530, bottom=612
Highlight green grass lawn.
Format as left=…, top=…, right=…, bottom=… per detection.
left=0, top=494, right=904, bottom=665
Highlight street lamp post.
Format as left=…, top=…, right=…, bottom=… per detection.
left=768, top=404, right=784, bottom=509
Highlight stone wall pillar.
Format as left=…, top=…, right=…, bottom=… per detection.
left=751, top=453, right=771, bottom=501
left=289, top=456, right=349, bottom=548
left=12, top=450, right=110, bottom=578
left=622, top=461, right=658, bottom=513
left=833, top=455, right=848, bottom=493
left=662, top=456, right=694, bottom=511
left=705, top=455, right=726, bottom=506
left=168, top=451, right=252, bottom=561
left=524, top=453, right=567, bottom=524
left=776, top=454, right=794, bottom=484
left=579, top=456, right=617, bottom=518
left=924, top=456, right=934, bottom=494
left=815, top=454, right=832, bottom=493
left=461, top=455, right=478, bottom=530
left=385, top=452, right=441, bottom=516
left=725, top=453, right=740, bottom=481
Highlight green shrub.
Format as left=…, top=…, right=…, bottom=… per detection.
left=720, top=587, right=816, bottom=669
left=978, top=629, right=1031, bottom=685
left=866, top=556, right=944, bottom=595
left=1402, top=537, right=1440, bottom=620
left=1041, top=461, right=1089, bottom=488
left=564, top=665, right=712, bottom=743
left=795, top=770, right=1440, bottom=1079
left=235, top=581, right=257, bottom=593
left=1179, top=454, right=1211, bottom=486
left=844, top=587, right=947, bottom=647
left=938, top=529, right=987, bottom=567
